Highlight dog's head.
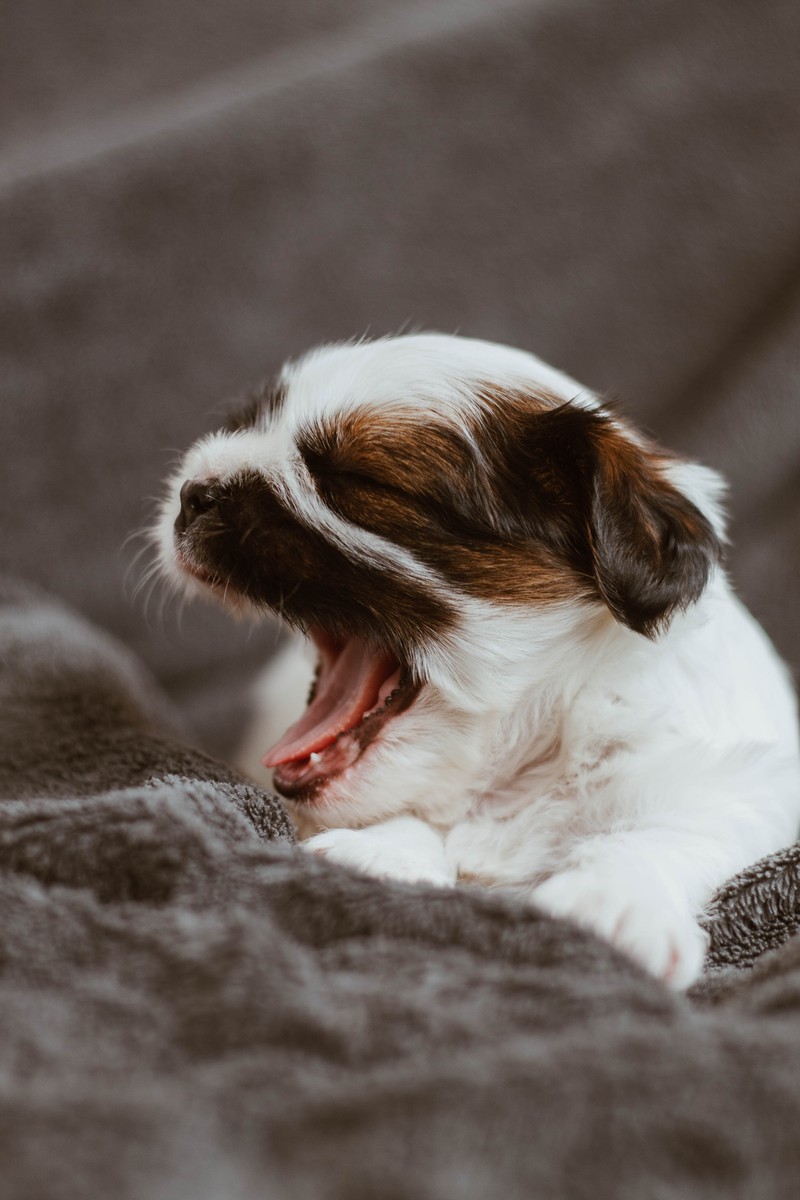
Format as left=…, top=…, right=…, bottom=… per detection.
left=155, top=334, right=724, bottom=826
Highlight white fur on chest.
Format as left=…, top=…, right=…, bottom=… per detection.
left=240, top=571, right=800, bottom=988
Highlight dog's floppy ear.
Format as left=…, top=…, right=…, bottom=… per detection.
left=502, top=402, right=723, bottom=637
left=583, top=412, right=722, bottom=636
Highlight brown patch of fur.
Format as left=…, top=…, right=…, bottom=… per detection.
left=477, top=392, right=722, bottom=632
left=299, top=393, right=591, bottom=608
left=299, top=387, right=721, bottom=632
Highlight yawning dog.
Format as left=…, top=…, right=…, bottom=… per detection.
left=155, top=333, right=800, bottom=986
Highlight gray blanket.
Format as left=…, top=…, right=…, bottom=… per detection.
left=3, top=575, right=800, bottom=1200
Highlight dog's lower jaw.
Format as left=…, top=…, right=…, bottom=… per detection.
left=245, top=632, right=501, bottom=830
left=258, top=656, right=577, bottom=837
left=280, top=712, right=491, bottom=832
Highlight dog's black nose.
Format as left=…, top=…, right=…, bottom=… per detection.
left=176, top=479, right=219, bottom=533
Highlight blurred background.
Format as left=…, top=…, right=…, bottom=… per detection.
left=2, top=0, right=799, bottom=757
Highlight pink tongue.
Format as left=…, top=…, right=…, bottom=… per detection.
left=262, top=638, right=397, bottom=767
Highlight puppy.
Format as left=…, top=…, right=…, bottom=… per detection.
left=155, top=334, right=800, bottom=987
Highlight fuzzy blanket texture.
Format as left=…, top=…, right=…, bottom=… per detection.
left=3, top=580, right=800, bottom=1200
left=3, top=1, right=800, bottom=1196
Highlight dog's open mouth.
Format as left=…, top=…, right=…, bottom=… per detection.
left=263, top=629, right=419, bottom=802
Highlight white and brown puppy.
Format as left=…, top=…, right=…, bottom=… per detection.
left=155, top=334, right=800, bottom=987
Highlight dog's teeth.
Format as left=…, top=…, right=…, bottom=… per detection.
left=309, top=751, right=321, bottom=763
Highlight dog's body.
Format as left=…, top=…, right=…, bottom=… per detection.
left=156, top=334, right=800, bottom=987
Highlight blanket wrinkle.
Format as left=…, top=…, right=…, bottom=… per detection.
left=0, top=583, right=294, bottom=843
left=0, top=782, right=271, bottom=904
left=700, top=841, right=800, bottom=971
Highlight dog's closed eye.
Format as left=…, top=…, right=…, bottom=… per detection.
left=314, top=465, right=401, bottom=495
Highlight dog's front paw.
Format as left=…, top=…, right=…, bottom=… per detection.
left=531, top=867, right=707, bottom=988
left=303, top=826, right=456, bottom=888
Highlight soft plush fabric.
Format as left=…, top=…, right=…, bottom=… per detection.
left=2, top=1, right=800, bottom=1195
left=2, top=577, right=800, bottom=1200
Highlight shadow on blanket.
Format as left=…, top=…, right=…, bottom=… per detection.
left=2, top=576, right=800, bottom=1199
